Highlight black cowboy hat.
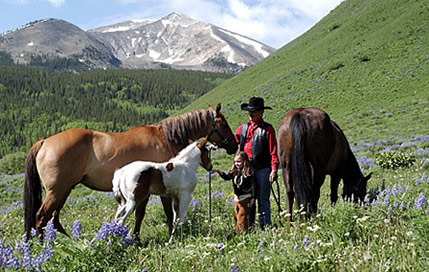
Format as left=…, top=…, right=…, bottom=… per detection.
left=240, top=97, right=272, bottom=112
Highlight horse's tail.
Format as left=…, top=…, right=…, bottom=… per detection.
left=290, top=114, right=313, bottom=215
left=24, top=140, right=43, bottom=239
left=112, top=169, right=125, bottom=205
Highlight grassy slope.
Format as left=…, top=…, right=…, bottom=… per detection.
left=181, top=0, right=429, bottom=143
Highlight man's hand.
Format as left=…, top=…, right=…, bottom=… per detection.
left=269, top=170, right=277, bottom=182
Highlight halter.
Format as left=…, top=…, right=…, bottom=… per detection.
left=207, top=110, right=235, bottom=149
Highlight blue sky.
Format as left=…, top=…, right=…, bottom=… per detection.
left=0, top=0, right=344, bottom=48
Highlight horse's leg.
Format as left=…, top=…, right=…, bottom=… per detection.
left=282, top=166, right=294, bottom=223
left=132, top=180, right=151, bottom=239
left=178, top=193, right=192, bottom=223
left=310, top=171, right=325, bottom=218
left=118, top=200, right=136, bottom=226
left=114, top=203, right=127, bottom=222
left=330, top=174, right=341, bottom=206
left=168, top=198, right=180, bottom=244
left=160, top=196, right=175, bottom=234
left=132, top=197, right=149, bottom=239
left=53, top=211, right=68, bottom=237
left=35, top=189, right=71, bottom=237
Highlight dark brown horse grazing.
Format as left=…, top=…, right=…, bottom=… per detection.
left=24, top=104, right=237, bottom=239
left=277, top=108, right=371, bottom=219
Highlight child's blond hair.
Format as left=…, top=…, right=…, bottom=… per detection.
left=229, top=151, right=254, bottom=178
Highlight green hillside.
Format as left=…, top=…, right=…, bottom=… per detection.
left=182, top=0, right=429, bottom=143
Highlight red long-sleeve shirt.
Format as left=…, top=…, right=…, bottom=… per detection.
left=234, top=119, right=278, bottom=171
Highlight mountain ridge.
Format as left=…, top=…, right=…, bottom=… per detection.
left=0, top=13, right=275, bottom=73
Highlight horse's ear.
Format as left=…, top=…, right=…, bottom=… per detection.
left=208, top=104, right=213, bottom=111
left=188, top=139, right=193, bottom=145
left=215, top=103, right=221, bottom=115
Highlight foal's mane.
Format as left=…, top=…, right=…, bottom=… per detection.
left=158, top=109, right=210, bottom=148
left=171, top=141, right=200, bottom=162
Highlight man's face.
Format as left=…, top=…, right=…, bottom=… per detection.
left=248, top=110, right=263, bottom=121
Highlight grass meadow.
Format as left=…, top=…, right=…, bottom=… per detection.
left=0, top=134, right=428, bottom=271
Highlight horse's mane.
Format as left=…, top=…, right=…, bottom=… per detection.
left=158, top=110, right=209, bottom=148
left=171, top=141, right=200, bottom=162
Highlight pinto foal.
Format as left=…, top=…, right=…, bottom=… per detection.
left=112, top=139, right=212, bottom=238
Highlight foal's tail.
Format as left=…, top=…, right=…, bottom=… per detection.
left=24, top=140, right=43, bottom=239
left=112, top=169, right=125, bottom=205
left=290, top=114, right=313, bottom=215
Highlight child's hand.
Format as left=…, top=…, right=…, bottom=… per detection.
left=211, top=169, right=220, bottom=175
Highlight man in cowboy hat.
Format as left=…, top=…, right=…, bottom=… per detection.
left=234, top=97, right=278, bottom=229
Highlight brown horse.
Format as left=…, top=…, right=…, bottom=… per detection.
left=277, top=108, right=371, bottom=219
left=24, top=104, right=237, bottom=239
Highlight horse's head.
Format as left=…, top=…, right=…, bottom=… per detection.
left=197, top=137, right=213, bottom=171
left=207, top=104, right=238, bottom=155
left=342, top=172, right=372, bottom=202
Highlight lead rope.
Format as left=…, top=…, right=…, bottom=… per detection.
left=270, top=175, right=283, bottom=227
left=207, top=144, right=217, bottom=233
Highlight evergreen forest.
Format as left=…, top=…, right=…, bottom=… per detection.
left=0, top=66, right=233, bottom=157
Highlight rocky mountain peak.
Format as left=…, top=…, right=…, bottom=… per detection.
left=1, top=13, right=275, bottom=73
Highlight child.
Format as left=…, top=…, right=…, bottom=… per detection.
left=212, top=151, right=256, bottom=234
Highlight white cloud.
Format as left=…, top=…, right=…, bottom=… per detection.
left=46, top=0, right=65, bottom=7
left=106, top=0, right=343, bottom=48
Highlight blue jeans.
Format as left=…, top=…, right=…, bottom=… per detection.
left=250, top=167, right=271, bottom=229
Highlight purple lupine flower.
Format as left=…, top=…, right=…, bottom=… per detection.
left=43, top=246, right=53, bottom=262
left=96, top=221, right=109, bottom=240
left=72, top=220, right=81, bottom=239
left=406, top=186, right=410, bottom=193
left=393, top=201, right=398, bottom=208
left=20, top=242, right=31, bottom=269
left=397, top=184, right=403, bottom=194
left=30, top=228, right=37, bottom=238
left=31, top=254, right=43, bottom=271
left=217, top=242, right=224, bottom=249
left=302, top=237, right=310, bottom=246
left=1, top=240, right=19, bottom=268
left=142, top=269, right=148, bottom=272
left=414, top=193, right=426, bottom=210
left=381, top=180, right=386, bottom=192
left=384, top=196, right=389, bottom=206
left=231, top=265, right=240, bottom=272
left=385, top=189, right=392, bottom=197
left=44, top=218, right=56, bottom=244
left=96, top=220, right=131, bottom=244
left=399, top=202, right=405, bottom=210
left=416, top=177, right=421, bottom=186
left=422, top=173, right=427, bottom=182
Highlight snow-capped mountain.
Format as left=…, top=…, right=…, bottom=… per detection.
left=89, top=12, right=275, bottom=72
left=0, top=19, right=120, bottom=68
left=0, top=13, right=275, bottom=73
